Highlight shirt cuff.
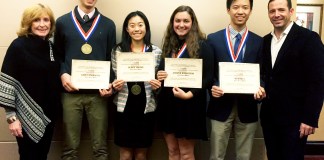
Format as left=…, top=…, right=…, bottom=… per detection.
left=5, top=108, right=16, bottom=119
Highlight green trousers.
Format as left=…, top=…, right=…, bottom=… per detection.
left=61, top=93, right=108, bottom=160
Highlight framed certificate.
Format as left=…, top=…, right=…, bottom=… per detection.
left=71, top=59, right=110, bottom=89
left=116, top=52, right=155, bottom=82
left=219, top=62, right=260, bottom=94
left=164, top=58, right=202, bottom=88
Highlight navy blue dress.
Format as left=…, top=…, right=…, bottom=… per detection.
left=114, top=82, right=155, bottom=148
left=157, top=40, right=213, bottom=140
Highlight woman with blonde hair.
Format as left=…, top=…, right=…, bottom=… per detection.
left=0, top=4, right=61, bottom=160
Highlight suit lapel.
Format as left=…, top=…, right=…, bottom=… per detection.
left=264, top=34, right=273, bottom=73
left=273, top=23, right=299, bottom=70
left=243, top=32, right=252, bottom=62
left=221, top=30, right=233, bottom=62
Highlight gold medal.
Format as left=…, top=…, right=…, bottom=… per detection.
left=81, top=43, right=92, bottom=54
left=131, top=84, right=141, bottom=95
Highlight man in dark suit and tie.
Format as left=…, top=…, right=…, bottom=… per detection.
left=261, top=0, right=324, bottom=159
left=207, top=0, right=266, bottom=159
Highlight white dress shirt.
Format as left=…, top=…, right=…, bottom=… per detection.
left=77, top=6, right=95, bottom=20
left=270, top=22, right=294, bottom=68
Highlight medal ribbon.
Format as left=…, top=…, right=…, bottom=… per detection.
left=130, top=44, right=146, bottom=95
left=71, top=11, right=101, bottom=42
left=143, top=44, right=147, bottom=52
left=176, top=43, right=187, bottom=58
left=225, top=27, right=248, bottom=62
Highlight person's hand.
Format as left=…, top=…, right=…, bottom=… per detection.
left=112, top=80, right=125, bottom=92
left=254, top=86, right=266, bottom=100
left=211, top=85, right=224, bottom=98
left=172, top=87, right=193, bottom=100
left=61, top=73, right=79, bottom=92
left=157, top=70, right=168, bottom=81
left=299, top=123, right=316, bottom=138
left=149, top=79, right=161, bottom=90
left=99, top=84, right=113, bottom=97
left=9, top=120, right=23, bottom=138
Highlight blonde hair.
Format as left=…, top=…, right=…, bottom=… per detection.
left=17, top=3, right=55, bottom=39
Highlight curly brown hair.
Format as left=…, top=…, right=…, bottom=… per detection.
left=162, top=5, right=206, bottom=58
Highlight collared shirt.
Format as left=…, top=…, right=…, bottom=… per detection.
left=77, top=6, right=95, bottom=20
left=270, top=21, right=293, bottom=67
left=229, top=25, right=247, bottom=58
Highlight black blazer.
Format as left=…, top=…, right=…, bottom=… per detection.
left=260, top=23, right=324, bottom=127
left=206, top=29, right=263, bottom=123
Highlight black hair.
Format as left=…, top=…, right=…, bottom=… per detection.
left=226, top=0, right=253, bottom=9
left=117, top=11, right=152, bottom=52
left=268, top=0, right=292, bottom=9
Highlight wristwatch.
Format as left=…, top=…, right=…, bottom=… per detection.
left=7, top=116, right=17, bottom=124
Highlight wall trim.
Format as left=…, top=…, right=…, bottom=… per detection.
left=305, top=141, right=324, bottom=155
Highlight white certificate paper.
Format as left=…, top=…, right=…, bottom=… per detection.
left=71, top=59, right=110, bottom=89
left=219, top=62, right=260, bottom=94
left=164, top=58, right=202, bottom=88
left=116, top=52, right=155, bottom=82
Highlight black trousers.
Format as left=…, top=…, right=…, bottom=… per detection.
left=16, top=122, right=55, bottom=160
left=262, top=123, right=307, bottom=160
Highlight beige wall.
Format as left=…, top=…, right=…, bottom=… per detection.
left=0, top=0, right=323, bottom=159
left=0, top=0, right=274, bottom=48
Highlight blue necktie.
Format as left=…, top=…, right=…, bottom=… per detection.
left=234, top=34, right=242, bottom=62
left=234, top=34, right=241, bottom=56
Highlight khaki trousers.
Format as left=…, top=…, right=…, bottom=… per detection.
left=209, top=106, right=257, bottom=160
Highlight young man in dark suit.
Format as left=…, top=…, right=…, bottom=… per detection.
left=261, top=0, right=324, bottom=159
left=207, top=0, right=266, bottom=159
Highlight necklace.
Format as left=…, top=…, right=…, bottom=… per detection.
left=49, top=41, right=55, bottom=61
left=130, top=44, right=145, bottom=95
